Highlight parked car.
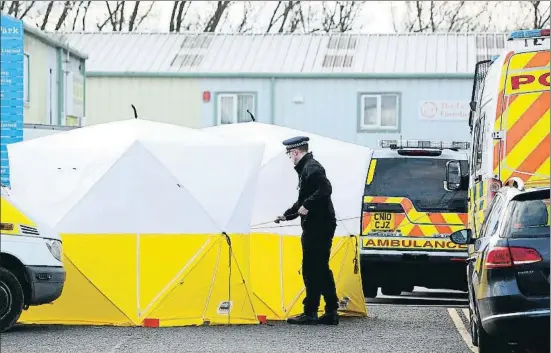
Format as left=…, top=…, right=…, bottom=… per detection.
left=449, top=180, right=550, bottom=353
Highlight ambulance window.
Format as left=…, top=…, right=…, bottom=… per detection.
left=364, top=158, right=468, bottom=213
left=475, top=114, right=486, bottom=171
left=470, top=122, right=481, bottom=174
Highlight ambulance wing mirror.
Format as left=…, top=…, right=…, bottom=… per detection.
left=449, top=229, right=474, bottom=245
left=444, top=160, right=463, bottom=191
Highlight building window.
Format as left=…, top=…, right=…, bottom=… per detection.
left=217, top=93, right=255, bottom=124
left=359, top=93, right=399, bottom=131
left=24, top=53, right=29, bottom=103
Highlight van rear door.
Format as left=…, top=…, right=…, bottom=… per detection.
left=361, top=156, right=469, bottom=252
left=501, top=50, right=550, bottom=184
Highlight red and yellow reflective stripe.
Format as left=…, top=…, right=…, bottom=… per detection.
left=493, top=49, right=550, bottom=185
left=362, top=196, right=468, bottom=236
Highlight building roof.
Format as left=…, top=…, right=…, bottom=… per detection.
left=51, top=32, right=521, bottom=76
left=24, top=24, right=88, bottom=60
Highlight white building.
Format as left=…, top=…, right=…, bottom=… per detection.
left=22, top=22, right=88, bottom=130
left=55, top=32, right=520, bottom=148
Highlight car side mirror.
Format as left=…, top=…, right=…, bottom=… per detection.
left=444, top=160, right=462, bottom=191
left=449, top=229, right=474, bottom=245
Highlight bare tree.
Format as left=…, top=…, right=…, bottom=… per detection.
left=518, top=1, right=551, bottom=29
left=236, top=1, right=255, bottom=33
left=203, top=1, right=232, bottom=32
left=97, top=1, right=123, bottom=31
left=71, top=1, right=85, bottom=30
left=320, top=1, right=365, bottom=33
left=54, top=1, right=72, bottom=31
left=392, top=1, right=493, bottom=32
left=18, top=1, right=36, bottom=20
left=265, top=1, right=301, bottom=33
left=169, top=1, right=192, bottom=32
left=40, top=1, right=55, bottom=30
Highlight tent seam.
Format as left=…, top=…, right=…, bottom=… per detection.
left=63, top=252, right=136, bottom=324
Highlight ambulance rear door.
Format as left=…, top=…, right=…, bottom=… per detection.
left=500, top=47, right=550, bottom=184
left=361, top=148, right=469, bottom=253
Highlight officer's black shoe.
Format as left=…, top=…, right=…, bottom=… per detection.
left=318, top=311, right=339, bottom=325
left=286, top=313, right=318, bottom=325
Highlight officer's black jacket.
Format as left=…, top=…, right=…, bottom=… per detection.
left=283, top=152, right=337, bottom=230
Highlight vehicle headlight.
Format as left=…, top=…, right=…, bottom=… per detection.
left=46, top=239, right=62, bottom=262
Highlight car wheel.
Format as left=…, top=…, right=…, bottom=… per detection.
left=362, top=279, right=378, bottom=298
left=475, top=310, right=509, bottom=353
left=469, top=306, right=478, bottom=347
left=0, top=267, right=25, bottom=333
left=381, top=286, right=401, bottom=296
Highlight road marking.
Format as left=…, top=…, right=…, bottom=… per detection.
left=448, top=308, right=477, bottom=353
left=462, top=308, right=469, bottom=320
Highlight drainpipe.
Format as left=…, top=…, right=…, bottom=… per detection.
left=270, top=77, right=275, bottom=124
left=56, top=47, right=63, bottom=126
left=82, top=60, right=86, bottom=126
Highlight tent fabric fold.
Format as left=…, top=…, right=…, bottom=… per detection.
left=10, top=119, right=371, bottom=326
left=203, top=122, right=371, bottom=320
left=10, top=119, right=264, bottom=326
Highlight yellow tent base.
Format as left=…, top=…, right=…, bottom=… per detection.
left=249, top=233, right=368, bottom=321
left=20, top=233, right=259, bottom=327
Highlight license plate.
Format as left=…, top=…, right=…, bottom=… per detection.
left=370, top=212, right=395, bottom=230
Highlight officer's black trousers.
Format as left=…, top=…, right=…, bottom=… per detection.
left=301, top=224, right=339, bottom=315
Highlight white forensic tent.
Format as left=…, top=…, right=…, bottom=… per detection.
left=8, top=119, right=265, bottom=327
left=203, top=122, right=371, bottom=320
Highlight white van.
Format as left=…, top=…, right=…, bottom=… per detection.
left=0, top=185, right=66, bottom=332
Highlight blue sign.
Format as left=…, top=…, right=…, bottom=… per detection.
left=0, top=14, right=24, bottom=187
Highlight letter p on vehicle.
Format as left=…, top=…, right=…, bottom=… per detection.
left=511, top=75, right=535, bottom=90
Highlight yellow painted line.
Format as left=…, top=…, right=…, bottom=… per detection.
left=448, top=308, right=477, bottom=353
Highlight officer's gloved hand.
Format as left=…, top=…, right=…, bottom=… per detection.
left=275, top=215, right=286, bottom=224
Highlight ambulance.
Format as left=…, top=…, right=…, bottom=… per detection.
left=445, top=28, right=550, bottom=237
left=0, top=185, right=66, bottom=332
left=360, top=139, right=470, bottom=298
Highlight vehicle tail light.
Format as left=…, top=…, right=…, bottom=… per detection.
left=485, top=246, right=543, bottom=269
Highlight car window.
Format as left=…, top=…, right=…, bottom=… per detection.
left=503, top=198, right=550, bottom=238
left=480, top=194, right=504, bottom=238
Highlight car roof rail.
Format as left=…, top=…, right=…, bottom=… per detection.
left=504, top=177, right=525, bottom=191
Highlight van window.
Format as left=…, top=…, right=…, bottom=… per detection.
left=364, top=158, right=468, bottom=213
left=504, top=198, right=550, bottom=238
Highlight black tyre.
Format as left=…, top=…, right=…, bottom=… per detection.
left=381, top=286, right=401, bottom=296
left=475, top=306, right=509, bottom=353
left=362, top=282, right=378, bottom=298
left=469, top=306, right=478, bottom=347
left=0, top=267, right=24, bottom=333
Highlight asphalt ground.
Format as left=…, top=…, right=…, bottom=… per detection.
left=1, top=288, right=476, bottom=353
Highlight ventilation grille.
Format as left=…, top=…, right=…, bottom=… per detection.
left=20, top=225, right=39, bottom=236
left=170, top=35, right=212, bottom=69
left=327, top=36, right=357, bottom=50
left=171, top=54, right=203, bottom=68
left=180, top=35, right=213, bottom=49
left=322, top=55, right=353, bottom=68
left=475, top=34, right=506, bottom=62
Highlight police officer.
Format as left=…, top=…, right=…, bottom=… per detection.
left=275, top=136, right=339, bottom=325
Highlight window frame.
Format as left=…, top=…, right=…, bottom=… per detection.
left=358, top=92, right=401, bottom=132
left=215, top=92, right=256, bottom=125
left=479, top=194, right=505, bottom=238
left=24, top=53, right=30, bottom=104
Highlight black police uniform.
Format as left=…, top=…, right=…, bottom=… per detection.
left=281, top=136, right=339, bottom=325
